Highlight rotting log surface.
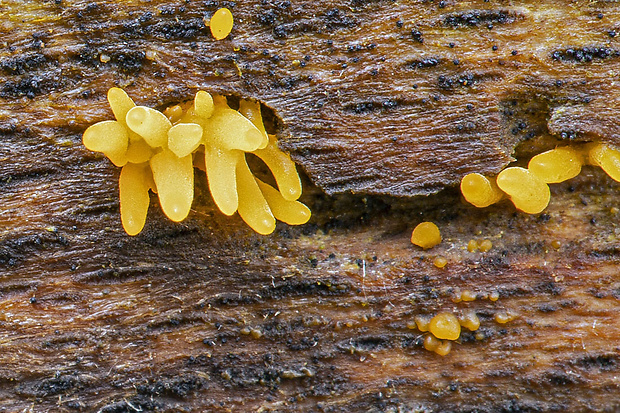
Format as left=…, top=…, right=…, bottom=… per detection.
left=0, top=0, right=619, bottom=412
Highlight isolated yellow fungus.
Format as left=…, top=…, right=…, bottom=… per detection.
left=83, top=88, right=309, bottom=236
left=433, top=256, right=448, bottom=268
left=496, top=167, right=550, bottom=214
left=528, top=147, right=582, bottom=183
left=478, top=239, right=493, bottom=253
left=467, top=239, right=478, bottom=252
left=460, top=173, right=504, bottom=208
left=460, top=290, right=476, bottom=302
left=411, top=222, right=441, bottom=249
left=458, top=310, right=480, bottom=331
left=589, top=143, right=620, bottom=182
left=429, top=312, right=461, bottom=340
left=209, top=7, right=233, bottom=40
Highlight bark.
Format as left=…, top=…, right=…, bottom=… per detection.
left=0, top=1, right=619, bottom=412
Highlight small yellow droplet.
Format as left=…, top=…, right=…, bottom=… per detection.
left=460, top=173, right=504, bottom=207
left=429, top=312, right=461, bottom=340
left=411, top=222, right=441, bottom=249
left=478, top=239, right=493, bottom=252
left=433, top=256, right=448, bottom=268
left=461, top=290, right=476, bottom=302
left=551, top=240, right=561, bottom=249
left=467, top=239, right=478, bottom=252
left=209, top=8, right=233, bottom=40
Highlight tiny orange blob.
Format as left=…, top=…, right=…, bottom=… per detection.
left=411, top=222, right=441, bottom=249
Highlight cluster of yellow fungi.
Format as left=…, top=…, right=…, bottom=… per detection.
left=410, top=310, right=480, bottom=356
left=83, top=88, right=310, bottom=236
left=461, top=143, right=620, bottom=214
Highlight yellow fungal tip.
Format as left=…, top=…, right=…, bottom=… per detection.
left=528, top=147, right=582, bottom=183
left=411, top=222, right=441, bottom=249
left=429, top=312, right=461, bottom=340
left=589, top=143, right=620, bottom=182
left=496, top=167, right=550, bottom=214
left=433, top=256, right=448, bottom=268
left=209, top=8, right=233, bottom=40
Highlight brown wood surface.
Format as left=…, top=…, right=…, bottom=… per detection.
left=0, top=0, right=619, bottom=412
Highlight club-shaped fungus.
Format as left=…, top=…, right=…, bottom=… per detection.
left=528, top=147, right=583, bottom=183
left=588, top=143, right=620, bottom=182
left=496, top=167, right=550, bottom=214
left=411, top=222, right=441, bottom=249
left=83, top=88, right=310, bottom=236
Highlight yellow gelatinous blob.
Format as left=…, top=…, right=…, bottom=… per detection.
left=479, top=239, right=492, bottom=252
left=423, top=335, right=440, bottom=352
left=494, top=311, right=516, bottom=324
left=164, top=104, right=184, bottom=123
left=256, top=179, right=310, bottom=225
left=194, top=90, right=215, bottom=120
left=119, top=163, right=151, bottom=236
left=126, top=139, right=154, bottom=164
left=434, top=340, right=452, bottom=356
left=236, top=158, right=276, bottom=235
left=461, top=290, right=476, bottom=302
left=528, top=147, right=582, bottom=183
left=82, top=120, right=129, bottom=167
left=433, top=256, right=448, bottom=268
left=239, top=99, right=269, bottom=149
left=467, top=239, right=478, bottom=252
left=496, top=167, right=550, bottom=214
left=589, top=143, right=620, bottom=182
left=414, top=315, right=431, bottom=332
left=126, top=106, right=172, bottom=148
left=205, top=147, right=242, bottom=216
left=150, top=150, right=194, bottom=222
left=429, top=312, right=461, bottom=340
left=204, top=108, right=263, bottom=151
left=551, top=240, right=561, bottom=250
left=209, top=8, right=233, bottom=40
left=253, top=134, right=302, bottom=201
left=460, top=173, right=504, bottom=208
left=458, top=310, right=480, bottom=331
left=108, top=87, right=135, bottom=127
left=489, top=291, right=500, bottom=301
left=411, top=222, right=441, bottom=249
left=168, top=123, right=203, bottom=158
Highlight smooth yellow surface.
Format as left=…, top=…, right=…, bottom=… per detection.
left=126, top=139, right=154, bottom=164
left=108, top=87, right=135, bottom=127
left=205, top=108, right=263, bottom=151
left=236, top=159, right=276, bottom=235
left=496, top=167, right=550, bottom=214
left=209, top=8, right=233, bottom=40
left=257, top=179, right=310, bottom=225
left=528, top=147, right=582, bottom=183
left=459, top=310, right=480, bottom=331
left=82, top=120, right=129, bottom=167
left=119, top=163, right=151, bottom=236
left=150, top=150, right=194, bottom=222
left=589, top=143, right=620, bottom=182
left=194, top=90, right=215, bottom=119
left=168, top=123, right=203, bottom=158
left=126, top=106, right=171, bottom=148
left=254, top=134, right=302, bottom=201
left=460, top=173, right=503, bottom=208
left=239, top=99, right=269, bottom=149
left=429, top=312, right=461, bottom=340
left=410, top=222, right=441, bottom=249
left=205, top=147, right=242, bottom=216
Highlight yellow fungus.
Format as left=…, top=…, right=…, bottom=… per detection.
left=461, top=290, right=476, bottom=302
left=434, top=340, right=452, bottom=356
left=82, top=120, right=129, bottom=167
left=528, top=146, right=583, bottom=183
left=107, top=87, right=135, bottom=127
left=150, top=150, right=194, bottom=222
left=423, top=335, right=440, bottom=352
left=194, top=90, right=215, bottom=119
left=126, top=106, right=172, bottom=148
left=460, top=173, right=504, bottom=208
left=253, top=134, right=303, bottom=201
left=467, top=239, right=478, bottom=252
left=494, top=311, right=516, bottom=324
left=205, top=107, right=264, bottom=152
left=433, top=256, right=448, bottom=268
left=589, top=143, right=620, bottom=182
left=414, top=315, right=431, bottom=332
left=126, top=139, right=155, bottom=164
left=119, top=163, right=151, bottom=236
left=168, top=123, right=203, bottom=158
left=478, top=239, right=493, bottom=252
left=551, top=240, right=561, bottom=250
left=236, top=158, right=276, bottom=235
left=204, top=147, right=242, bottom=216
left=256, top=179, right=311, bottom=225
left=496, top=167, right=550, bottom=214
left=411, top=222, right=441, bottom=249
left=429, top=312, right=461, bottom=340
left=209, top=8, right=233, bottom=40
left=489, top=291, right=500, bottom=301
left=164, top=104, right=184, bottom=123
left=458, top=310, right=480, bottom=331
left=239, top=99, right=269, bottom=149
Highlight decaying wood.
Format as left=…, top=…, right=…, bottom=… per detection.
left=0, top=0, right=619, bottom=412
